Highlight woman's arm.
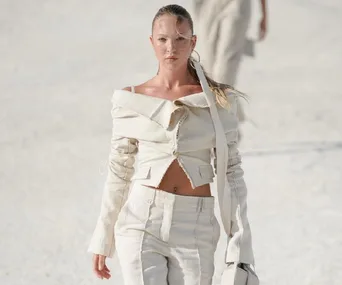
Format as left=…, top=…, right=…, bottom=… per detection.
left=224, top=142, right=255, bottom=265
left=213, top=141, right=255, bottom=265
left=88, top=104, right=138, bottom=258
left=213, top=92, right=255, bottom=265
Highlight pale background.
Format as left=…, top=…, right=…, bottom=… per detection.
left=1, top=0, right=342, bottom=284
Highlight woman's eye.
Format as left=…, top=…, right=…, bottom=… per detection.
left=176, top=37, right=185, bottom=41
left=158, top=38, right=166, bottom=42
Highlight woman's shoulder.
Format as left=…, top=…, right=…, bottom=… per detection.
left=114, top=80, right=154, bottom=95
left=112, top=81, right=160, bottom=104
left=111, top=83, right=168, bottom=123
left=112, top=82, right=147, bottom=98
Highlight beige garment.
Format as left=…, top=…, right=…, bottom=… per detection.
left=87, top=88, right=255, bottom=266
left=115, top=183, right=220, bottom=285
left=193, top=0, right=251, bottom=122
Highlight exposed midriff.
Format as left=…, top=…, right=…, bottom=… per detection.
left=143, top=159, right=212, bottom=197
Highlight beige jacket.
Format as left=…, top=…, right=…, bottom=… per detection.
left=87, top=85, right=255, bottom=265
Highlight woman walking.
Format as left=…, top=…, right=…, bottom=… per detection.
left=88, top=4, right=257, bottom=285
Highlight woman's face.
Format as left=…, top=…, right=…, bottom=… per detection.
left=150, top=14, right=196, bottom=71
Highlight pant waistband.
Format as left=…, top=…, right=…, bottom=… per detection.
left=131, top=183, right=215, bottom=212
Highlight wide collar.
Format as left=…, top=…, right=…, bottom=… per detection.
left=111, top=90, right=209, bottom=129
left=175, top=91, right=209, bottom=108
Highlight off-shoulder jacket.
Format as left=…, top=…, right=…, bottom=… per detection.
left=88, top=86, right=255, bottom=266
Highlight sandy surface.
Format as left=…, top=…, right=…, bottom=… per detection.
left=1, top=0, right=341, bottom=284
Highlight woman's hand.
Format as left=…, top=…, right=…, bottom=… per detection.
left=92, top=254, right=111, bottom=280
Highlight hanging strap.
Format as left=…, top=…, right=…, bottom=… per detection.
left=194, top=61, right=231, bottom=235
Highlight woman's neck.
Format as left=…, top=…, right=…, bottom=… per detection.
left=156, top=64, right=193, bottom=89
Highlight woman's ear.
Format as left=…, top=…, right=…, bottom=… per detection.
left=149, top=35, right=153, bottom=46
left=191, top=35, right=197, bottom=49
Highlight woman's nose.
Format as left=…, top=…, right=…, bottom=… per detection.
left=166, top=39, right=176, bottom=53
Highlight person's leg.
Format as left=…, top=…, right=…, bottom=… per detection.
left=193, top=0, right=222, bottom=76
left=166, top=198, right=221, bottom=285
left=116, top=234, right=169, bottom=285
left=212, top=1, right=251, bottom=86
left=115, top=185, right=169, bottom=285
left=213, top=2, right=251, bottom=138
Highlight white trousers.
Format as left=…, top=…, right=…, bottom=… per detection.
left=193, top=0, right=251, bottom=122
left=114, top=184, right=221, bottom=285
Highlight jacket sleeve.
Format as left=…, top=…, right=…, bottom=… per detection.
left=225, top=142, right=255, bottom=265
left=87, top=104, right=138, bottom=258
left=213, top=95, right=255, bottom=265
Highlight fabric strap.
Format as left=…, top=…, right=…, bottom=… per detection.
left=193, top=61, right=231, bottom=235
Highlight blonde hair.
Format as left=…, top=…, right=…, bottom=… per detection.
left=152, top=4, right=247, bottom=109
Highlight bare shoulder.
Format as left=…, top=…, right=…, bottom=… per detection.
left=133, top=80, right=158, bottom=95
left=120, top=80, right=154, bottom=93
